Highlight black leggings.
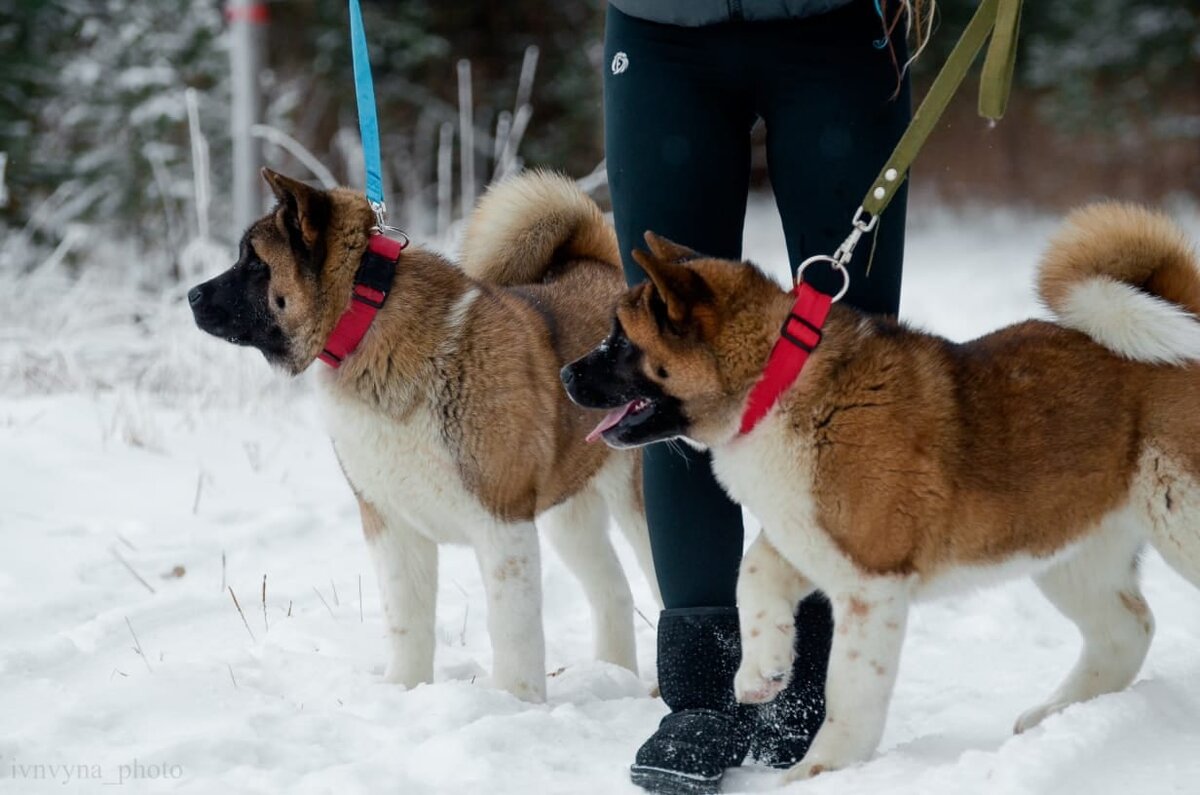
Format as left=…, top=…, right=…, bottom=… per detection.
left=604, top=0, right=911, bottom=609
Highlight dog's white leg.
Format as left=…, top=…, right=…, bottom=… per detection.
left=596, top=454, right=663, bottom=607
left=360, top=497, right=438, bottom=688
left=475, top=522, right=547, bottom=702
left=1015, top=530, right=1153, bottom=733
left=734, top=532, right=814, bottom=704
left=541, top=487, right=637, bottom=672
left=783, top=580, right=909, bottom=782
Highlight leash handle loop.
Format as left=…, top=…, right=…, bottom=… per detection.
left=863, top=0, right=1021, bottom=217
left=979, top=0, right=1022, bottom=119
left=348, top=0, right=386, bottom=220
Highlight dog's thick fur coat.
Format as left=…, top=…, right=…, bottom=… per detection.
left=563, top=203, right=1200, bottom=779
left=191, top=170, right=657, bottom=702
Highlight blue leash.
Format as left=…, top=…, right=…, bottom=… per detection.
left=348, top=0, right=387, bottom=229
left=873, top=0, right=889, bottom=49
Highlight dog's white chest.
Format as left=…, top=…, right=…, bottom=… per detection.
left=318, top=382, right=490, bottom=544
left=712, top=418, right=866, bottom=590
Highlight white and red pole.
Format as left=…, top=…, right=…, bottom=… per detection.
left=227, top=0, right=268, bottom=231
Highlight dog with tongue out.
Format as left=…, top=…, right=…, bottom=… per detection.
left=586, top=398, right=653, bottom=443
left=563, top=288, right=690, bottom=450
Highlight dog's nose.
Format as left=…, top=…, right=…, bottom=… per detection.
left=560, top=364, right=576, bottom=390
left=187, top=285, right=205, bottom=307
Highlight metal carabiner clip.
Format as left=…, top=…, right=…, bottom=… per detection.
left=367, top=199, right=411, bottom=249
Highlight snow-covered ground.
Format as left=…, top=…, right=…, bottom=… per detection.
left=3, top=199, right=1200, bottom=794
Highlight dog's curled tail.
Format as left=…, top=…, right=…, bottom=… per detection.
left=1039, top=202, right=1200, bottom=364
left=460, top=170, right=620, bottom=286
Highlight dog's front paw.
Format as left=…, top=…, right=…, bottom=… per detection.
left=781, top=758, right=834, bottom=783
left=382, top=656, right=431, bottom=689
left=734, top=630, right=794, bottom=704
left=495, top=673, right=547, bottom=703
left=734, top=663, right=790, bottom=704
left=382, top=664, right=419, bottom=688
left=1014, top=700, right=1069, bottom=734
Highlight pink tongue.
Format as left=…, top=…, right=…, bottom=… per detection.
left=586, top=402, right=635, bottom=444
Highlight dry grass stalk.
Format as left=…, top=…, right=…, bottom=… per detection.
left=313, top=586, right=336, bottom=620
left=111, top=547, right=156, bottom=595
left=124, top=616, right=152, bottom=673
left=228, top=586, right=256, bottom=641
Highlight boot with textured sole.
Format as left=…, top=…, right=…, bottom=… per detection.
left=630, top=607, right=752, bottom=794
left=747, top=594, right=832, bottom=768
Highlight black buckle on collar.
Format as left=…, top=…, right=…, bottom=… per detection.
left=351, top=246, right=397, bottom=306
left=780, top=312, right=822, bottom=353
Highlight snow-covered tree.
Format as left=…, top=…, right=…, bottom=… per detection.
left=0, top=0, right=230, bottom=258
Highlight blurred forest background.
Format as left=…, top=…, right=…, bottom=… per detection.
left=1, top=0, right=1198, bottom=269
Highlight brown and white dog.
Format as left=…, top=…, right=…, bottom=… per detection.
left=190, top=169, right=658, bottom=701
left=562, top=204, right=1200, bottom=778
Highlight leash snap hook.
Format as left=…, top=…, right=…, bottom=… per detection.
left=796, top=205, right=874, bottom=302
left=367, top=199, right=411, bottom=249
left=368, top=199, right=388, bottom=234
left=831, top=206, right=877, bottom=269
left=851, top=205, right=878, bottom=234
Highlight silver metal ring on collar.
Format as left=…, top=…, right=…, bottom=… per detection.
left=795, top=255, right=850, bottom=303
left=369, top=226, right=411, bottom=248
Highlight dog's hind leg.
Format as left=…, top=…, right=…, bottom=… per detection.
left=595, top=453, right=662, bottom=608
left=783, top=576, right=910, bottom=782
left=1138, top=449, right=1200, bottom=590
left=1015, top=523, right=1154, bottom=733
left=541, top=486, right=638, bottom=672
left=476, top=522, right=548, bottom=701
left=360, top=497, right=439, bottom=689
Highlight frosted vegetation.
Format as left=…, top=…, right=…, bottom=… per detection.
left=4, top=203, right=1200, bottom=794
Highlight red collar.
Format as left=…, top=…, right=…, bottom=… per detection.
left=318, top=234, right=406, bottom=368
left=737, top=282, right=834, bottom=436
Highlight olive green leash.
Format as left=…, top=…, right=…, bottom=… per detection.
left=804, top=0, right=1024, bottom=291
left=865, top=0, right=1022, bottom=217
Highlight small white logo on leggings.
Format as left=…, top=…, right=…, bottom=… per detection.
left=611, top=52, right=629, bottom=75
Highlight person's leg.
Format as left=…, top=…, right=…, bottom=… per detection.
left=605, top=8, right=756, bottom=612
left=604, top=7, right=757, bottom=793
left=759, top=0, right=911, bottom=314
left=746, top=0, right=913, bottom=767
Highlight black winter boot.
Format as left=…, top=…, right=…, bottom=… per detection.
left=747, top=594, right=832, bottom=768
left=630, top=607, right=752, bottom=794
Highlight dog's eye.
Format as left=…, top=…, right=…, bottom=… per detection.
left=656, top=365, right=669, bottom=379
left=275, top=295, right=286, bottom=310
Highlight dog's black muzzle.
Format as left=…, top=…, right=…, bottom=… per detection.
left=561, top=332, right=641, bottom=410
left=189, top=274, right=254, bottom=344
left=562, top=326, right=688, bottom=448
left=188, top=266, right=288, bottom=363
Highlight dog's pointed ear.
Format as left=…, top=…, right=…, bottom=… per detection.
left=644, top=231, right=699, bottom=264
left=632, top=247, right=709, bottom=328
left=261, top=168, right=330, bottom=267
